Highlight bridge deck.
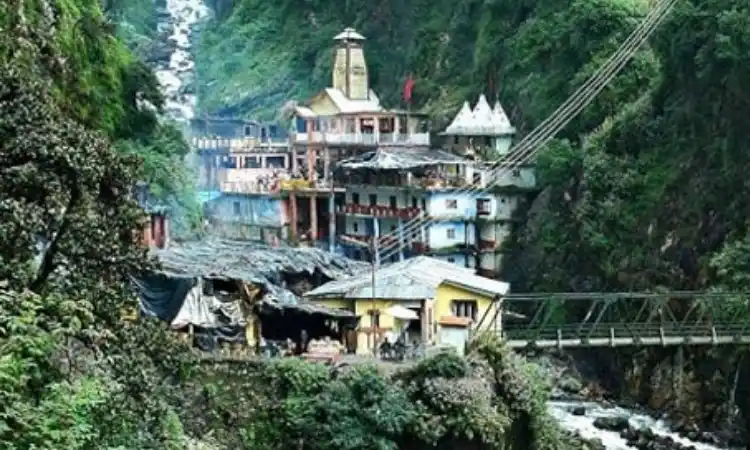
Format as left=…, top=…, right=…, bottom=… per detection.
left=502, top=323, right=750, bottom=348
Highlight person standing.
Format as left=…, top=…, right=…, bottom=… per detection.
left=299, top=329, right=308, bottom=354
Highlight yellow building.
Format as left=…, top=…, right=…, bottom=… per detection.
left=304, top=256, right=510, bottom=355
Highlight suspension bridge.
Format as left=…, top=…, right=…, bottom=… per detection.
left=478, top=292, right=750, bottom=349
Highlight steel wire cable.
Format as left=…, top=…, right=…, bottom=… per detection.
left=372, top=0, right=676, bottom=264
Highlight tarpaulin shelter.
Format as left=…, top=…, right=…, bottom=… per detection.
left=132, top=239, right=365, bottom=346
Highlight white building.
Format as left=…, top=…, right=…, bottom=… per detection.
left=439, top=94, right=536, bottom=276
left=335, top=94, right=536, bottom=277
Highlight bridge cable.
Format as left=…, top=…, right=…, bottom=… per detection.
left=371, top=0, right=677, bottom=264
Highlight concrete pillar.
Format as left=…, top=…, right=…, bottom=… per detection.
left=373, top=217, right=380, bottom=266
left=328, top=194, right=335, bottom=253
left=310, top=195, right=318, bottom=241
left=323, top=147, right=331, bottom=182
left=290, top=195, right=298, bottom=241
left=419, top=211, right=427, bottom=248
left=142, top=220, right=153, bottom=248
left=162, top=215, right=170, bottom=249
left=674, top=346, right=684, bottom=408
left=397, top=218, right=405, bottom=261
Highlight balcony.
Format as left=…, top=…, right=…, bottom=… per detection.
left=192, top=137, right=289, bottom=151
left=221, top=181, right=282, bottom=195
left=340, top=234, right=400, bottom=247
left=337, top=204, right=421, bottom=219
left=279, top=179, right=343, bottom=194
left=293, top=132, right=430, bottom=147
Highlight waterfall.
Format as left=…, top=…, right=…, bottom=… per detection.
left=154, top=0, right=210, bottom=122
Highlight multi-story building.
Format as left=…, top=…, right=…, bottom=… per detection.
left=336, top=95, right=537, bottom=277
left=439, top=94, right=536, bottom=276
left=288, top=27, right=431, bottom=245
left=191, top=116, right=306, bottom=245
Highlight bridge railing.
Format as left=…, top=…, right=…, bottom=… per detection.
left=502, top=322, right=750, bottom=347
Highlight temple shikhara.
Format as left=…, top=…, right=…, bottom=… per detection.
left=189, top=27, right=536, bottom=277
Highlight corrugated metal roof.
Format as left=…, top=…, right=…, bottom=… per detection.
left=338, top=148, right=468, bottom=170
left=304, top=256, right=510, bottom=300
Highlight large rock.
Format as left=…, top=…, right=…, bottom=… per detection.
left=592, top=416, right=630, bottom=432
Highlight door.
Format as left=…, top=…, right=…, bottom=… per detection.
left=439, top=326, right=468, bottom=356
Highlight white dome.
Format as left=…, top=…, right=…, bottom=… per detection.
left=442, top=95, right=516, bottom=136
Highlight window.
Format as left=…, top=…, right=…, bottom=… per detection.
left=452, top=300, right=478, bottom=321
left=266, top=156, right=285, bottom=168
left=453, top=136, right=459, bottom=145
left=446, top=228, right=456, bottom=239
left=512, top=168, right=521, bottom=177
left=445, top=199, right=458, bottom=209
left=202, top=280, right=214, bottom=295
left=412, top=197, right=418, bottom=208
left=244, top=125, right=252, bottom=136
left=244, top=156, right=260, bottom=168
left=369, top=194, right=377, bottom=206
left=472, top=172, right=482, bottom=185
left=233, top=201, right=241, bottom=215
left=477, top=198, right=491, bottom=215
left=367, top=309, right=381, bottom=328
left=353, top=222, right=359, bottom=233
left=390, top=225, right=397, bottom=232
left=389, top=196, right=397, bottom=208
left=352, top=193, right=360, bottom=204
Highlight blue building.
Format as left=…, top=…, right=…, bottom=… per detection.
left=336, top=95, right=537, bottom=276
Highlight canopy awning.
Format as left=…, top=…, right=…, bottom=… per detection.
left=385, top=305, right=419, bottom=321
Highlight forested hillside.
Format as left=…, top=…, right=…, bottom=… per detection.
left=195, top=0, right=750, bottom=290
left=194, top=0, right=750, bottom=432
left=195, top=0, right=657, bottom=129
left=0, top=4, right=589, bottom=448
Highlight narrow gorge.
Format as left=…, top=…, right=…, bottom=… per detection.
left=185, top=0, right=750, bottom=448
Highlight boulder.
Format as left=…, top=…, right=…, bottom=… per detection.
left=593, top=416, right=630, bottom=432
left=558, top=376, right=584, bottom=395
left=571, top=406, right=586, bottom=416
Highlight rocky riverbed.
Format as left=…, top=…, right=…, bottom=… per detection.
left=534, top=353, right=743, bottom=450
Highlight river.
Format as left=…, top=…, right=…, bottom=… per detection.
left=548, top=401, right=730, bottom=449
left=152, top=1, right=734, bottom=448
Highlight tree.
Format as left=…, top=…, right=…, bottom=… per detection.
left=0, top=3, right=198, bottom=447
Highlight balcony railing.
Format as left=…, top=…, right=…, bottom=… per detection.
left=340, top=234, right=400, bottom=247
left=279, top=179, right=339, bottom=192
left=294, top=132, right=430, bottom=146
left=337, top=204, right=421, bottom=219
left=221, top=181, right=281, bottom=194
left=192, top=137, right=289, bottom=151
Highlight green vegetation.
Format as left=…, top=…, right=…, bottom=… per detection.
left=194, top=0, right=750, bottom=429
left=0, top=3, right=576, bottom=447
left=193, top=337, right=581, bottom=450
left=194, top=0, right=749, bottom=295
left=194, top=0, right=656, bottom=124
left=522, top=0, right=750, bottom=296
left=2, top=0, right=201, bottom=236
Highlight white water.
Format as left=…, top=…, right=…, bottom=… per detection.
left=154, top=0, right=210, bottom=121
left=549, top=400, right=730, bottom=449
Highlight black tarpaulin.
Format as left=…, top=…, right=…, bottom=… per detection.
left=131, top=274, right=196, bottom=323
